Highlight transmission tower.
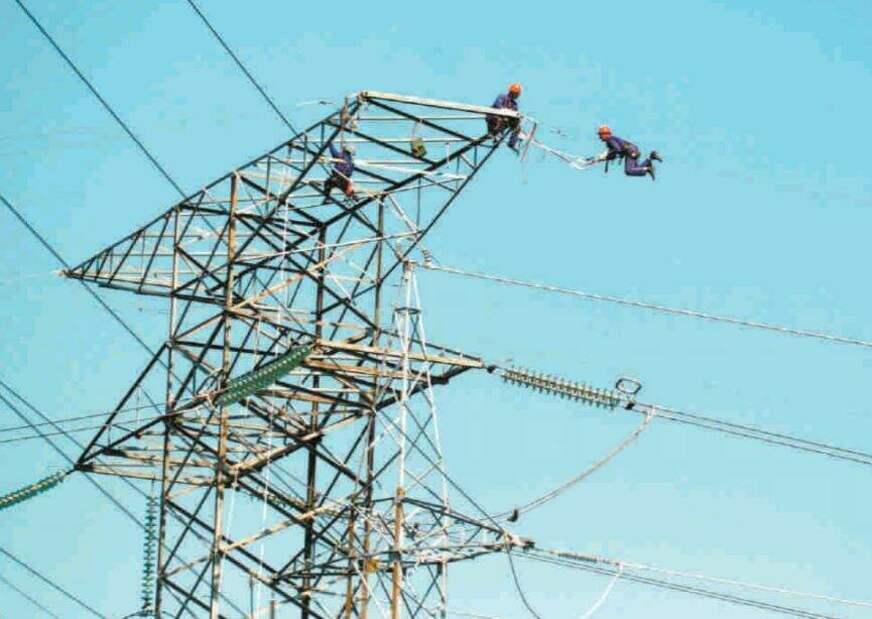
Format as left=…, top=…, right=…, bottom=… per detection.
left=63, top=92, right=520, bottom=618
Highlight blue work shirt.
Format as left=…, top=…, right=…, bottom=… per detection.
left=604, top=136, right=637, bottom=159
left=491, top=93, right=519, bottom=113
left=329, top=144, right=354, bottom=178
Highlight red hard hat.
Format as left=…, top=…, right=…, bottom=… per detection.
left=597, top=124, right=612, bottom=137
left=508, top=83, right=522, bottom=96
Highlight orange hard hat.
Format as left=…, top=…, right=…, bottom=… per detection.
left=597, top=124, right=612, bottom=137
left=508, top=83, right=522, bottom=96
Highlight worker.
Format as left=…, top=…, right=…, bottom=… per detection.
left=486, top=83, right=522, bottom=151
left=595, top=125, right=662, bottom=180
left=324, top=142, right=355, bottom=198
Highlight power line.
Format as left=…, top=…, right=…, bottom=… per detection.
left=422, top=262, right=872, bottom=351
left=520, top=551, right=842, bottom=619
left=618, top=558, right=872, bottom=609
left=0, top=573, right=62, bottom=619
left=185, top=0, right=298, bottom=134
left=536, top=547, right=872, bottom=610
left=635, top=401, right=872, bottom=467
left=0, top=546, right=106, bottom=618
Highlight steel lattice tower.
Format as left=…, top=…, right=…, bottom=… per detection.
left=63, top=92, right=519, bottom=618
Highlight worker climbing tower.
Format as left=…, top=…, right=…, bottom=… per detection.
left=63, top=92, right=519, bottom=618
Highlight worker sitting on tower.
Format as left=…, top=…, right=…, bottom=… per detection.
left=323, top=142, right=355, bottom=198
left=595, top=125, right=662, bottom=181
left=486, top=83, right=523, bottom=151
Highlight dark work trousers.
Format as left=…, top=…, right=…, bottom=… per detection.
left=323, top=171, right=351, bottom=197
left=485, top=116, right=521, bottom=148
left=623, top=150, right=651, bottom=177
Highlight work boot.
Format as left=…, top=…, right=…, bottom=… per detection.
left=649, top=150, right=663, bottom=163
left=647, top=164, right=656, bottom=181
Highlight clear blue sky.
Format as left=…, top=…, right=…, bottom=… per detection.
left=2, top=0, right=871, bottom=617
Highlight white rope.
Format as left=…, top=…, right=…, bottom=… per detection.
left=495, top=412, right=653, bottom=519
left=421, top=263, right=872, bottom=351
left=446, top=610, right=502, bottom=619
left=295, top=99, right=333, bottom=107
left=254, top=304, right=274, bottom=613
left=217, top=472, right=239, bottom=594
left=354, top=159, right=467, bottom=181
left=578, top=564, right=622, bottom=619
left=522, top=135, right=600, bottom=171
left=254, top=231, right=419, bottom=260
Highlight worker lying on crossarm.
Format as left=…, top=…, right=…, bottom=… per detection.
left=595, top=125, right=662, bottom=181
left=324, top=142, right=356, bottom=198
left=486, top=83, right=523, bottom=151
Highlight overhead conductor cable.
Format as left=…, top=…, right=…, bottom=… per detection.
left=423, top=262, right=872, bottom=351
